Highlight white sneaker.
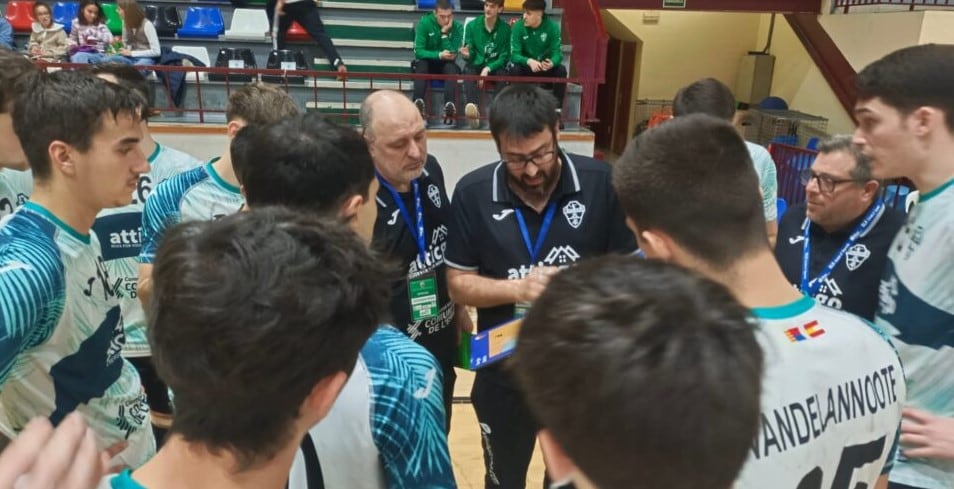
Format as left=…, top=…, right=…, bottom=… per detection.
left=465, top=103, right=480, bottom=129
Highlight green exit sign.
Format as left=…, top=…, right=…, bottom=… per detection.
left=663, top=0, right=686, bottom=7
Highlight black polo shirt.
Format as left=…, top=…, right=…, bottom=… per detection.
left=371, top=155, right=457, bottom=370
left=445, top=150, right=637, bottom=333
left=775, top=200, right=905, bottom=320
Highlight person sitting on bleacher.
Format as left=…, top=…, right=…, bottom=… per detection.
left=267, top=0, right=348, bottom=78
left=460, top=0, right=510, bottom=129
left=0, top=17, right=13, bottom=50
left=413, top=0, right=463, bottom=125
left=114, top=0, right=160, bottom=67
left=68, top=0, right=114, bottom=63
left=509, top=0, right=566, bottom=115
left=28, top=2, right=68, bottom=61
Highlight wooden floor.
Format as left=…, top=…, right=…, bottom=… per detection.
left=449, top=368, right=547, bottom=489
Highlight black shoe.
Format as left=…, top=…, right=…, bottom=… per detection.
left=443, top=102, right=456, bottom=126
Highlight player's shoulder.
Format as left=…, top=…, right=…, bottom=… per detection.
left=149, top=164, right=210, bottom=208
left=362, top=326, right=439, bottom=373
left=0, top=210, right=66, bottom=291
left=454, top=161, right=501, bottom=198
left=565, top=152, right=611, bottom=177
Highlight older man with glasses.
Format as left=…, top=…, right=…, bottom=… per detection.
left=444, top=84, right=635, bottom=489
left=774, top=135, right=905, bottom=320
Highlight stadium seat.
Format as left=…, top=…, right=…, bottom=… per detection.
left=758, top=96, right=789, bottom=110
left=285, top=21, right=309, bottom=42
left=262, top=49, right=306, bottom=85
left=6, top=1, right=36, bottom=32
left=176, top=6, right=224, bottom=38
left=503, top=0, right=522, bottom=10
left=209, top=47, right=256, bottom=82
left=145, top=5, right=181, bottom=37
left=417, top=0, right=436, bottom=8
left=224, top=8, right=268, bottom=41
left=101, top=2, right=122, bottom=35
left=171, top=45, right=211, bottom=80
left=883, top=183, right=912, bottom=210
left=776, top=198, right=788, bottom=220
left=53, top=1, right=78, bottom=33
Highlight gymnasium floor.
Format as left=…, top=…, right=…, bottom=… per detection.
left=449, top=368, right=547, bottom=488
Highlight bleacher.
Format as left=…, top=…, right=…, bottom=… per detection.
left=2, top=0, right=583, bottom=129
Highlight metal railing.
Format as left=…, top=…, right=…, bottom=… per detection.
left=833, top=0, right=954, bottom=12
left=553, top=0, right=608, bottom=124
left=40, top=62, right=587, bottom=127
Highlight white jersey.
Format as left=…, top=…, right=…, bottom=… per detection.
left=736, top=296, right=904, bottom=489
left=139, top=160, right=244, bottom=265
left=746, top=141, right=779, bottom=222
left=0, top=203, right=154, bottom=468
left=93, top=144, right=201, bottom=358
left=0, top=168, right=32, bottom=218
left=876, top=178, right=954, bottom=489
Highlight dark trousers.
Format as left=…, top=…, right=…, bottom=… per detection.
left=442, top=364, right=456, bottom=433
left=413, top=59, right=461, bottom=107
left=510, top=63, right=567, bottom=108
left=472, top=372, right=548, bottom=489
left=888, top=484, right=925, bottom=489
left=267, top=0, right=342, bottom=67
left=463, top=64, right=509, bottom=107
left=128, top=356, right=172, bottom=447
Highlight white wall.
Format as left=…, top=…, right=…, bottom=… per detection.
left=153, top=129, right=595, bottom=196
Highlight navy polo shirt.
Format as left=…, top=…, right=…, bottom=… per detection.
left=371, top=155, right=457, bottom=370
left=445, top=150, right=637, bottom=333
left=775, top=200, right=905, bottom=320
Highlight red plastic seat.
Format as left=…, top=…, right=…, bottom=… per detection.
left=286, top=21, right=309, bottom=42
left=6, top=1, right=36, bottom=32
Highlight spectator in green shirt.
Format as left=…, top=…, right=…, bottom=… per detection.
left=459, top=0, right=510, bottom=129
left=510, top=0, right=566, bottom=114
left=413, top=0, right=463, bottom=126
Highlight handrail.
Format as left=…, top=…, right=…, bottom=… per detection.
left=833, top=0, right=954, bottom=12
left=552, top=0, right=608, bottom=124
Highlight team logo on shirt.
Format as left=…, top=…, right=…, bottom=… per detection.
left=784, top=320, right=826, bottom=343
left=83, top=256, right=116, bottom=301
left=845, top=244, right=871, bottom=271
left=427, top=184, right=442, bottom=208
left=543, top=245, right=581, bottom=265
left=540, top=33, right=548, bottom=42
left=562, top=200, right=585, bottom=229
left=492, top=209, right=515, bottom=221
left=387, top=209, right=401, bottom=226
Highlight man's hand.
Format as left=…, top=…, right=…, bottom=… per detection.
left=900, top=408, right=954, bottom=461
left=119, top=48, right=131, bottom=56
left=515, top=266, right=560, bottom=304
left=441, top=22, right=452, bottom=34
left=478, top=66, right=490, bottom=89
left=439, top=50, right=455, bottom=61
left=0, top=413, right=116, bottom=489
left=459, top=45, right=470, bottom=59
left=541, top=59, right=553, bottom=71
left=276, top=0, right=285, bottom=15
left=527, top=59, right=544, bottom=73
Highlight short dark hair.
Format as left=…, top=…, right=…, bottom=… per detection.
left=225, top=82, right=300, bottom=125
left=613, top=114, right=766, bottom=269
left=0, top=48, right=37, bottom=114
left=77, top=0, right=105, bottom=26
left=236, top=113, right=375, bottom=214
left=86, top=63, right=154, bottom=113
left=484, top=0, right=504, bottom=6
left=32, top=2, right=52, bottom=16
left=514, top=256, right=762, bottom=489
left=435, top=0, right=453, bottom=9
left=816, top=134, right=874, bottom=182
left=13, top=70, right=143, bottom=180
left=672, top=78, right=736, bottom=121
left=857, top=44, right=954, bottom=132
left=522, top=0, right=546, bottom=11
left=150, top=207, right=389, bottom=469
left=489, top=84, right=558, bottom=146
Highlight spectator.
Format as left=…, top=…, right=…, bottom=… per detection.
left=460, top=0, right=510, bottom=129
left=266, top=0, right=347, bottom=78
left=672, top=78, right=779, bottom=245
left=68, top=0, right=114, bottom=63
left=510, top=0, right=566, bottom=115
left=775, top=135, right=904, bottom=320
left=413, top=0, right=463, bottom=125
left=0, top=17, right=13, bottom=50
left=0, top=48, right=35, bottom=218
left=115, top=0, right=160, bottom=67
left=28, top=2, right=68, bottom=61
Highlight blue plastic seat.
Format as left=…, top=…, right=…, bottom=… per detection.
left=883, top=184, right=912, bottom=211
left=771, top=135, right=799, bottom=146
left=417, top=0, right=437, bottom=7
left=53, top=1, right=78, bottom=33
left=176, top=6, right=224, bottom=38
left=777, top=198, right=788, bottom=220
left=758, top=96, right=789, bottom=110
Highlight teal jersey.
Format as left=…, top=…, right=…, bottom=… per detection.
left=0, top=203, right=154, bottom=468
left=745, top=141, right=778, bottom=221
left=94, top=144, right=201, bottom=358
left=876, top=178, right=954, bottom=489
left=0, top=168, right=32, bottom=218
left=139, top=161, right=244, bottom=265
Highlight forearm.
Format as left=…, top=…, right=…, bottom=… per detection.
left=448, top=270, right=519, bottom=308
left=137, top=264, right=153, bottom=310
left=766, top=220, right=778, bottom=249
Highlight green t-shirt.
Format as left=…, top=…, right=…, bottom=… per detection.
left=511, top=16, right=562, bottom=67
left=463, top=15, right=511, bottom=71
left=414, top=12, right=464, bottom=61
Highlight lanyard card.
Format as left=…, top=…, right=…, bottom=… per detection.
left=409, top=271, right=439, bottom=321
left=514, top=302, right=532, bottom=318
left=470, top=318, right=523, bottom=369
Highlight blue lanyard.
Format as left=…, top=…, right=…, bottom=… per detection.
left=377, top=173, right=427, bottom=263
left=515, top=202, right=557, bottom=264
left=800, top=199, right=884, bottom=296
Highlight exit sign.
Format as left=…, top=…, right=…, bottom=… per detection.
left=663, top=0, right=686, bottom=7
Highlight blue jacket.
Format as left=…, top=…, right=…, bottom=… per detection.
left=0, top=18, right=14, bottom=50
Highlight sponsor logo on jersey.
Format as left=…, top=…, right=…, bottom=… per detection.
left=427, top=184, right=442, bottom=208
left=492, top=209, right=515, bottom=221
left=845, top=244, right=871, bottom=271
left=563, top=200, right=585, bottom=229
left=387, top=209, right=401, bottom=226
left=540, top=33, right=547, bottom=42
left=789, top=235, right=805, bottom=245
left=83, top=256, right=116, bottom=301
left=507, top=245, right=581, bottom=278
left=784, top=320, right=826, bottom=343
left=407, top=225, right=450, bottom=280
left=878, top=276, right=899, bottom=316
left=93, top=212, right=143, bottom=261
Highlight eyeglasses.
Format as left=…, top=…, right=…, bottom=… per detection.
left=799, top=169, right=857, bottom=194
left=502, top=146, right=557, bottom=169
